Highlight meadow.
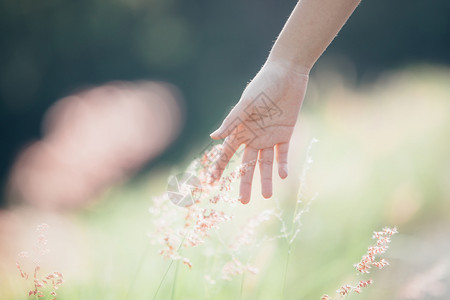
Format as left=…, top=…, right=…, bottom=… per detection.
left=2, top=64, right=450, bottom=300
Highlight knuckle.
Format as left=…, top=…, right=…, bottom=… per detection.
left=259, top=159, right=273, bottom=166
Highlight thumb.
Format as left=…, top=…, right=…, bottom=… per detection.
left=210, top=107, right=241, bottom=140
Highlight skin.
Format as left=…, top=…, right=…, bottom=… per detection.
left=210, top=0, right=361, bottom=204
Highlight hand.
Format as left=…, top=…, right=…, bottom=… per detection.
left=209, top=59, right=309, bottom=204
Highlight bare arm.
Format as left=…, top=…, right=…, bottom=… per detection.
left=210, top=0, right=361, bottom=204
left=269, top=0, right=361, bottom=72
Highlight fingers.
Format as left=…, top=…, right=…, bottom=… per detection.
left=210, top=107, right=240, bottom=140
left=259, top=148, right=274, bottom=199
left=209, top=136, right=240, bottom=182
left=239, top=147, right=258, bottom=204
left=275, top=142, right=289, bottom=179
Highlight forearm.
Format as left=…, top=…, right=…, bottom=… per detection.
left=268, top=0, right=361, bottom=73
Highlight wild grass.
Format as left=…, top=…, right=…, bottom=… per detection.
left=3, top=65, right=450, bottom=299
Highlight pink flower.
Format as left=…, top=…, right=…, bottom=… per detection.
left=372, top=259, right=390, bottom=269
left=323, top=227, right=397, bottom=299
left=16, top=224, right=64, bottom=299
left=337, top=284, right=352, bottom=296
left=183, top=258, right=192, bottom=269
left=230, top=210, right=273, bottom=251
left=355, top=227, right=397, bottom=274
left=358, top=279, right=373, bottom=288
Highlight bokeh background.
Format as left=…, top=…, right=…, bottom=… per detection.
left=1, top=0, right=450, bottom=299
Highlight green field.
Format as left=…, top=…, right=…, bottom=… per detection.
left=2, top=65, right=450, bottom=300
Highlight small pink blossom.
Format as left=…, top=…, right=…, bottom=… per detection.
left=221, top=258, right=257, bottom=280
left=355, top=227, right=397, bottom=274
left=372, top=259, right=390, bottom=269
left=358, top=279, right=373, bottom=288
left=337, top=284, right=352, bottom=296
left=16, top=224, right=64, bottom=299
left=323, top=227, right=397, bottom=299
left=182, top=258, right=192, bottom=269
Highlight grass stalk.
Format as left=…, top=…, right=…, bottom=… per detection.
left=238, top=271, right=245, bottom=300
left=152, top=260, right=174, bottom=300
left=281, top=242, right=293, bottom=300
left=152, top=236, right=186, bottom=300
left=169, top=259, right=181, bottom=300
left=125, top=244, right=150, bottom=300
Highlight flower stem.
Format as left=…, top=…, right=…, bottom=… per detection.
left=125, top=244, right=149, bottom=300
left=170, top=259, right=181, bottom=300
left=281, top=189, right=302, bottom=299
left=281, top=242, right=293, bottom=300
left=153, top=236, right=186, bottom=300
left=238, top=271, right=245, bottom=300
left=153, top=260, right=174, bottom=300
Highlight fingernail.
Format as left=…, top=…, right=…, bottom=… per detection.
left=262, top=190, right=272, bottom=199
left=280, top=165, right=288, bottom=179
left=210, top=128, right=220, bottom=136
left=239, top=196, right=249, bottom=205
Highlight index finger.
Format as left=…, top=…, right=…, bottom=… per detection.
left=208, top=135, right=241, bottom=183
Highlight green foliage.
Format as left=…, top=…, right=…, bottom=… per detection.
left=3, top=66, right=449, bottom=299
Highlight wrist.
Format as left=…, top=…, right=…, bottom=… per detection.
left=265, top=53, right=312, bottom=76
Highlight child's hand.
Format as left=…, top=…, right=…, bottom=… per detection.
left=209, top=59, right=309, bottom=204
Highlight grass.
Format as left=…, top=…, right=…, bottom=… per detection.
left=2, top=64, right=450, bottom=300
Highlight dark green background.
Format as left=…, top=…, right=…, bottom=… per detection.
left=1, top=0, right=449, bottom=204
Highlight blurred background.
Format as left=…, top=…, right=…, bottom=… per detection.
left=1, top=0, right=450, bottom=299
